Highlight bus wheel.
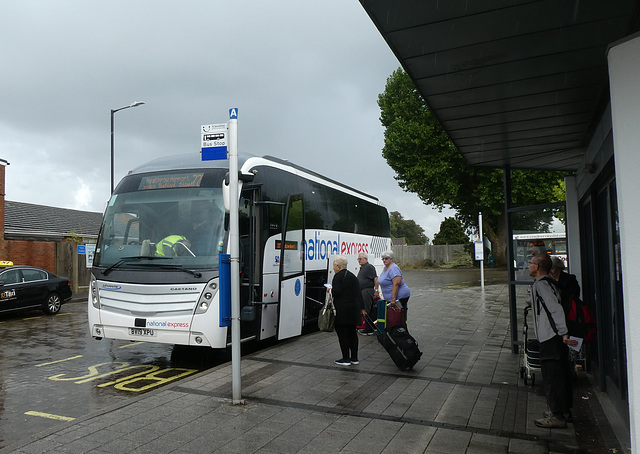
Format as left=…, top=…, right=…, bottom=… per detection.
left=43, top=293, right=62, bottom=315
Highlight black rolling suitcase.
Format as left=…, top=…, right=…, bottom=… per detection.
left=380, top=326, right=422, bottom=370
left=365, top=314, right=422, bottom=371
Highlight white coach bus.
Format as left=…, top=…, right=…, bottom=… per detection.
left=88, top=153, right=391, bottom=349
left=513, top=232, right=568, bottom=270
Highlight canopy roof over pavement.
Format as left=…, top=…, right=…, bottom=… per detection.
left=360, top=0, right=640, bottom=171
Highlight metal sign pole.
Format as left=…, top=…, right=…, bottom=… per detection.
left=227, top=108, right=243, bottom=404
left=479, top=212, right=485, bottom=290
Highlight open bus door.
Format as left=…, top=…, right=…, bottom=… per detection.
left=277, top=194, right=305, bottom=340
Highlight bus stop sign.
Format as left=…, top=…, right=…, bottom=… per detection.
left=201, top=123, right=228, bottom=160
left=474, top=241, right=484, bottom=261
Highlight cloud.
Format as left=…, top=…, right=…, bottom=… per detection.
left=0, top=0, right=452, bottom=239
left=72, top=177, right=94, bottom=211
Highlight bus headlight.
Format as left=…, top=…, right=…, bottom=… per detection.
left=90, top=276, right=101, bottom=309
left=195, top=278, right=219, bottom=314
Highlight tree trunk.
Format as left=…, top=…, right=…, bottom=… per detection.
left=483, top=212, right=508, bottom=266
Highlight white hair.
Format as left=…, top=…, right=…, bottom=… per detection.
left=333, top=255, right=348, bottom=269
left=551, top=256, right=565, bottom=270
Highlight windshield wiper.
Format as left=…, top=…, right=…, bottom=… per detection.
left=155, top=264, right=203, bottom=278
left=103, top=256, right=170, bottom=276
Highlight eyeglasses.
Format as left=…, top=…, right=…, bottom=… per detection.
left=382, top=257, right=390, bottom=260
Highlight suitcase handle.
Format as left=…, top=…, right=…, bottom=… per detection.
left=363, top=313, right=384, bottom=336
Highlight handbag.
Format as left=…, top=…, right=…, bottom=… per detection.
left=386, top=305, right=406, bottom=329
left=318, top=290, right=336, bottom=332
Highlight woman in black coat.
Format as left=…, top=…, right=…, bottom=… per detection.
left=331, top=255, right=364, bottom=366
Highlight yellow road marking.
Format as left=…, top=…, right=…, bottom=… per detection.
left=24, top=316, right=43, bottom=320
left=36, top=355, right=83, bottom=367
left=25, top=411, right=75, bottom=422
left=120, top=342, right=145, bottom=348
left=105, top=368, right=198, bottom=392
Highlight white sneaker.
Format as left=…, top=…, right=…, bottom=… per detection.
left=534, top=414, right=567, bottom=428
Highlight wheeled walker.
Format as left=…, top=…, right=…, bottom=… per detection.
left=519, top=305, right=540, bottom=386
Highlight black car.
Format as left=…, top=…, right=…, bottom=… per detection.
left=0, top=265, right=73, bottom=315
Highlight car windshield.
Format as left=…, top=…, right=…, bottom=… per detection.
left=93, top=177, right=227, bottom=270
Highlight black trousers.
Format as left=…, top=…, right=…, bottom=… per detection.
left=539, top=335, right=572, bottom=416
left=335, top=323, right=359, bottom=360
left=361, top=288, right=376, bottom=332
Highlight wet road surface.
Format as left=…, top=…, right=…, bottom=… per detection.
left=0, top=301, right=230, bottom=449
left=404, top=267, right=508, bottom=296
left=0, top=267, right=509, bottom=449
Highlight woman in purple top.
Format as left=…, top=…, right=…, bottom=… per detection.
left=374, top=250, right=411, bottom=314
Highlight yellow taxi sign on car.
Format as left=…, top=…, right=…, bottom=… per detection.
left=0, top=261, right=13, bottom=267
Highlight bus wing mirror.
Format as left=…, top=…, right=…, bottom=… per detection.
left=241, top=305, right=257, bottom=322
left=223, top=177, right=230, bottom=213
left=223, top=170, right=254, bottom=213
left=239, top=171, right=255, bottom=183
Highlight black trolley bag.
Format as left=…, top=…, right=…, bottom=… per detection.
left=364, top=313, right=422, bottom=371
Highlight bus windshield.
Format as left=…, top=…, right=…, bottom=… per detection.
left=93, top=184, right=226, bottom=270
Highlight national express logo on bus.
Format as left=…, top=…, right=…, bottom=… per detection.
left=305, top=231, right=369, bottom=261
left=271, top=231, right=389, bottom=265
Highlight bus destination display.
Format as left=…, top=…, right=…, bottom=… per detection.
left=139, top=173, right=204, bottom=190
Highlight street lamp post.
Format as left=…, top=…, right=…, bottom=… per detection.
left=110, top=101, right=145, bottom=194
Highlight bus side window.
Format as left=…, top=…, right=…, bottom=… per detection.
left=268, top=204, right=282, bottom=238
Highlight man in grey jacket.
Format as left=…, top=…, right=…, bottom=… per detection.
left=529, top=253, right=578, bottom=428
left=357, top=253, right=377, bottom=335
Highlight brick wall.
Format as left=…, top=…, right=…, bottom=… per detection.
left=0, top=163, right=5, bottom=259
left=0, top=161, right=85, bottom=287
left=5, top=239, right=56, bottom=273
left=0, top=161, right=56, bottom=273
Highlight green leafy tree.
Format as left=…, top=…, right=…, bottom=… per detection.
left=389, top=211, right=428, bottom=245
left=378, top=68, right=566, bottom=264
left=432, top=217, right=469, bottom=245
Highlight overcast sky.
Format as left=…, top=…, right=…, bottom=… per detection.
left=0, top=1, right=455, bottom=240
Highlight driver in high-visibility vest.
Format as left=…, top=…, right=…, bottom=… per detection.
left=155, top=235, right=195, bottom=257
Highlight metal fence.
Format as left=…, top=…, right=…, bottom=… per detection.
left=392, top=244, right=468, bottom=267
left=56, top=241, right=92, bottom=293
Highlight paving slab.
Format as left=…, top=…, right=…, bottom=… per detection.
left=3, top=271, right=626, bottom=453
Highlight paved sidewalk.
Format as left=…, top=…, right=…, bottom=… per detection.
left=3, top=276, right=625, bottom=453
